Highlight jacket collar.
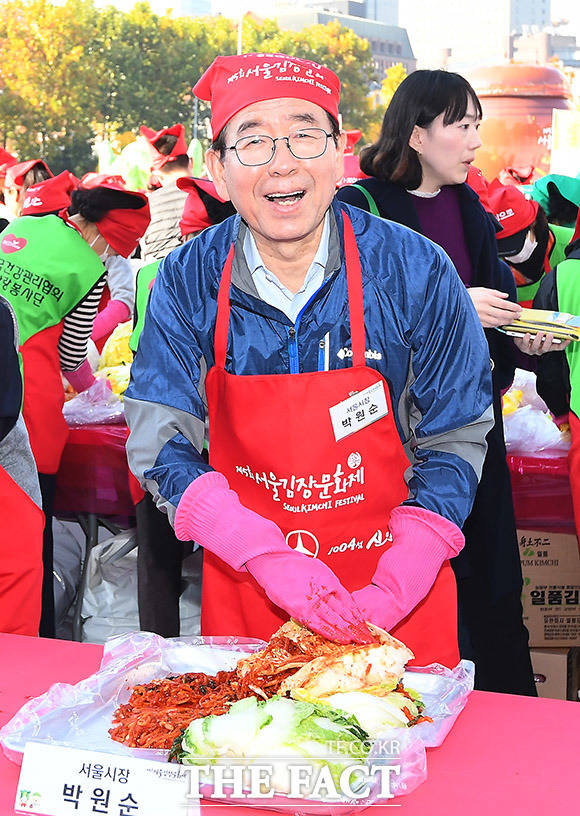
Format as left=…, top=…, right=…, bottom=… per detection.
left=229, top=203, right=343, bottom=311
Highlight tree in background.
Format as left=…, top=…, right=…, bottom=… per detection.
left=93, top=5, right=237, bottom=137
left=381, top=63, right=407, bottom=108
left=0, top=0, right=101, bottom=172
left=0, top=0, right=380, bottom=176
left=365, top=63, right=408, bottom=143
left=243, top=18, right=377, bottom=136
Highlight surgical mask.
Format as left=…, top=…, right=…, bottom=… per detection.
left=89, top=233, right=110, bottom=262
left=509, top=222, right=549, bottom=285
left=507, top=231, right=537, bottom=264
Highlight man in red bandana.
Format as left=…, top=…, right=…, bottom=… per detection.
left=140, top=124, right=194, bottom=262
left=126, top=54, right=494, bottom=664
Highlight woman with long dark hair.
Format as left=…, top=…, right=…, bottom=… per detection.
left=338, top=70, right=559, bottom=695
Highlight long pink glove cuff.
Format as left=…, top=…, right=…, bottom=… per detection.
left=174, top=471, right=288, bottom=571
left=91, top=300, right=131, bottom=342
left=64, top=359, right=95, bottom=393
left=353, top=505, right=464, bottom=631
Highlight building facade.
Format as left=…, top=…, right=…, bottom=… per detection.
left=273, top=6, right=415, bottom=76
left=399, top=0, right=552, bottom=70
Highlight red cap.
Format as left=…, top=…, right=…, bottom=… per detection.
left=488, top=178, right=539, bottom=256
left=193, top=53, right=340, bottom=138
left=176, top=177, right=234, bottom=236
left=0, top=148, right=18, bottom=183
left=140, top=124, right=188, bottom=170
left=78, top=173, right=151, bottom=257
left=0, top=148, right=17, bottom=167
left=21, top=171, right=78, bottom=216
left=344, top=130, right=362, bottom=155
left=466, top=165, right=494, bottom=214
left=337, top=130, right=367, bottom=187
left=5, top=159, right=52, bottom=190
left=337, top=156, right=368, bottom=188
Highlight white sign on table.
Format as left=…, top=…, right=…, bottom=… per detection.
left=15, top=743, right=197, bottom=816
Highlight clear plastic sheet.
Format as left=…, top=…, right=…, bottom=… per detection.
left=0, top=633, right=474, bottom=811
left=53, top=423, right=134, bottom=518
left=63, top=379, right=124, bottom=427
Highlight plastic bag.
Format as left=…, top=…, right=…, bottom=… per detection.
left=509, top=368, right=550, bottom=412
left=62, top=379, right=124, bottom=426
left=80, top=532, right=201, bottom=644
left=0, top=632, right=474, bottom=810
left=503, top=369, right=570, bottom=456
left=95, top=364, right=131, bottom=396
left=504, top=403, right=570, bottom=456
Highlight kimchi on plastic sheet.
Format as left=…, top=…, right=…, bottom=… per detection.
left=0, top=632, right=474, bottom=812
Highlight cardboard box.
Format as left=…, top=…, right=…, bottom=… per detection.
left=518, top=529, right=580, bottom=647
left=530, top=648, right=580, bottom=701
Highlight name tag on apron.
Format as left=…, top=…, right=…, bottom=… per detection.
left=329, top=381, right=388, bottom=441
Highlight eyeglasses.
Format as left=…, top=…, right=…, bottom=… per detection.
left=226, top=128, right=334, bottom=166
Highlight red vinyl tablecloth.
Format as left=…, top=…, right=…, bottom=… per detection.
left=1, top=634, right=579, bottom=815
left=54, top=423, right=135, bottom=519
left=52, top=425, right=577, bottom=532
left=507, top=453, right=576, bottom=533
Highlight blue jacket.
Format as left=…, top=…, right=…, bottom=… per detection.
left=125, top=199, right=493, bottom=529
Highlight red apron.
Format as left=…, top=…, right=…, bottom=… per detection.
left=94, top=284, right=111, bottom=353
left=202, top=213, right=459, bottom=668
left=0, top=466, right=44, bottom=635
left=21, top=322, right=69, bottom=475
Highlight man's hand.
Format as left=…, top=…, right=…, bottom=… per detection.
left=174, top=471, right=372, bottom=644
left=513, top=331, right=571, bottom=356
left=467, top=287, right=522, bottom=328
left=246, top=551, right=373, bottom=644
left=352, top=506, right=464, bottom=633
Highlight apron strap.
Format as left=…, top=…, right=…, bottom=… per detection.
left=342, top=212, right=366, bottom=368
left=214, top=243, right=235, bottom=369
left=544, top=230, right=555, bottom=274
left=213, top=213, right=367, bottom=369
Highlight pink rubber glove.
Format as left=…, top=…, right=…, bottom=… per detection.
left=64, top=359, right=96, bottom=393
left=352, top=505, right=465, bottom=632
left=90, top=299, right=130, bottom=342
left=175, top=471, right=372, bottom=644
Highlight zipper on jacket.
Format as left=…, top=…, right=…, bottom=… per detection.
left=288, top=326, right=299, bottom=373
left=318, top=338, right=325, bottom=372
left=287, top=274, right=334, bottom=374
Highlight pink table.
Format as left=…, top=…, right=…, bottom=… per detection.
left=1, top=634, right=579, bottom=815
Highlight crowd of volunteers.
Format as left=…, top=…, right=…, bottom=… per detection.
left=1, top=52, right=580, bottom=698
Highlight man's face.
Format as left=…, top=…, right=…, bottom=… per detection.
left=206, top=98, right=345, bottom=251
